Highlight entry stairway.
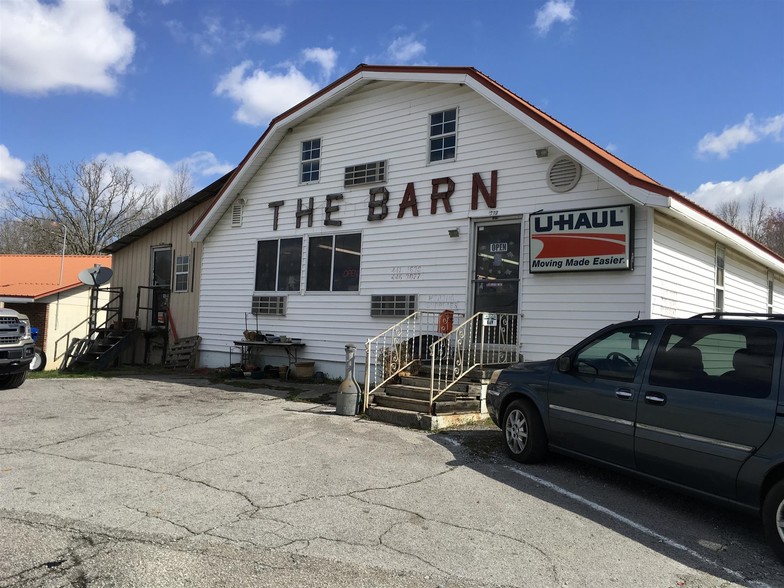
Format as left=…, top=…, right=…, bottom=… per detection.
left=61, top=325, right=139, bottom=372
left=363, top=311, right=519, bottom=430
left=58, top=287, right=140, bottom=372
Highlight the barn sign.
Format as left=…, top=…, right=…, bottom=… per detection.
left=529, top=205, right=633, bottom=273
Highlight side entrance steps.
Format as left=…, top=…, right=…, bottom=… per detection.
left=61, top=328, right=139, bottom=372
left=366, top=365, right=493, bottom=431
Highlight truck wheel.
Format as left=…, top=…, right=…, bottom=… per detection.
left=0, top=371, right=27, bottom=390
left=503, top=399, right=547, bottom=463
left=30, top=348, right=47, bottom=371
left=763, top=479, right=784, bottom=562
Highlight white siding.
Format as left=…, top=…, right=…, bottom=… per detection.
left=651, top=212, right=715, bottom=317
left=518, top=203, right=650, bottom=361
left=651, top=211, right=776, bottom=316
left=724, top=248, right=769, bottom=312
left=200, top=81, right=653, bottom=375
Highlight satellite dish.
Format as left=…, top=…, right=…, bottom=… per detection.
left=78, top=265, right=113, bottom=287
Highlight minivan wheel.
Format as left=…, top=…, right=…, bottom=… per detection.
left=762, top=479, right=784, bottom=562
left=503, top=399, right=547, bottom=463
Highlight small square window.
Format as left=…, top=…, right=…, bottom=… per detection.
left=429, top=109, right=457, bottom=163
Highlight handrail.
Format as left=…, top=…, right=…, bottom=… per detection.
left=54, top=288, right=123, bottom=370
left=363, top=310, right=464, bottom=411
left=135, top=285, right=170, bottom=330
left=428, top=312, right=519, bottom=414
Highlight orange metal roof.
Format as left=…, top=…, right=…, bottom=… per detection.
left=0, top=255, right=112, bottom=300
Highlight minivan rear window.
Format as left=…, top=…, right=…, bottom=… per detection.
left=649, top=324, right=777, bottom=398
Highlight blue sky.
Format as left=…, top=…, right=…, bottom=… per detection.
left=1, top=0, right=782, bottom=211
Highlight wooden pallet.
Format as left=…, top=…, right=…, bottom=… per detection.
left=165, top=336, right=201, bottom=369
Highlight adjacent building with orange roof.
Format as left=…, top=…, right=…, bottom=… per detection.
left=0, top=254, right=112, bottom=370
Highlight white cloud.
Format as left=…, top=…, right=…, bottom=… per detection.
left=0, top=145, right=26, bottom=188
left=0, top=0, right=135, bottom=95
left=166, top=15, right=283, bottom=55
left=686, top=164, right=784, bottom=209
left=387, top=35, right=426, bottom=62
left=697, top=113, right=784, bottom=159
left=257, top=26, right=284, bottom=45
left=534, top=0, right=576, bottom=36
left=215, top=63, right=320, bottom=126
left=96, top=150, right=233, bottom=193
left=302, top=47, right=338, bottom=78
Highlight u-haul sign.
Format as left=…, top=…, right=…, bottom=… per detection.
left=529, top=205, right=633, bottom=273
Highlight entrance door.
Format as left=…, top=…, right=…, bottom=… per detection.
left=150, top=247, right=172, bottom=327
left=473, top=223, right=521, bottom=315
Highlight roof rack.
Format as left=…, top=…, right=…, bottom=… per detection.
left=691, top=312, right=784, bottom=320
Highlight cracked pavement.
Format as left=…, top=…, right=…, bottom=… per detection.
left=1, top=376, right=781, bottom=587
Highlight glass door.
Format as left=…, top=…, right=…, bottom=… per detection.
left=150, top=247, right=172, bottom=327
left=473, top=223, right=521, bottom=315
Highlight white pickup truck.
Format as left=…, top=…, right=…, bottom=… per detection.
left=0, top=308, right=35, bottom=389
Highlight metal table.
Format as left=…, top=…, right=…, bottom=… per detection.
left=232, top=340, right=306, bottom=379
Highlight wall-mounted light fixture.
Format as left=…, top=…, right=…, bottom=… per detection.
left=535, top=148, right=549, bottom=158
left=448, top=228, right=460, bottom=238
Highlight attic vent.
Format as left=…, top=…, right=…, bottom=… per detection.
left=547, top=156, right=582, bottom=193
left=231, top=199, right=244, bottom=227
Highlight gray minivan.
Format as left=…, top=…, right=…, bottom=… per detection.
left=486, top=313, right=784, bottom=561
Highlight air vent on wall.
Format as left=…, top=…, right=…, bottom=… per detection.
left=547, top=156, right=582, bottom=193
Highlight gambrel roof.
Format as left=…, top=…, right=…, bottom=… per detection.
left=190, top=64, right=783, bottom=270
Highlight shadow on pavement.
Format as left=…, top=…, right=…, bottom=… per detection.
left=430, top=428, right=782, bottom=586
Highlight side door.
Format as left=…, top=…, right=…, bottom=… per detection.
left=635, top=322, right=779, bottom=499
left=547, top=324, right=656, bottom=468
left=150, top=246, right=172, bottom=327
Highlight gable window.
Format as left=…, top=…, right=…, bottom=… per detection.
left=307, top=233, right=361, bottom=292
left=255, top=238, right=303, bottom=291
left=429, top=108, right=457, bottom=163
left=174, top=255, right=190, bottom=292
left=345, top=161, right=386, bottom=187
left=715, top=244, right=725, bottom=312
left=301, top=138, right=321, bottom=183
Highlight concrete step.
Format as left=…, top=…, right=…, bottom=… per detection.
left=372, top=393, right=429, bottom=413
left=372, top=391, right=481, bottom=416
left=366, top=405, right=487, bottom=431
left=383, top=384, right=473, bottom=402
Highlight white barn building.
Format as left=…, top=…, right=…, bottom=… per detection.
left=191, top=65, right=783, bottom=381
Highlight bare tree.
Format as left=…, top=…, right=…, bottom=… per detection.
left=760, top=208, right=784, bottom=256
left=151, top=162, right=193, bottom=217
left=1, top=155, right=158, bottom=254
left=715, top=199, right=742, bottom=228
left=744, top=194, right=769, bottom=242
left=713, top=196, right=784, bottom=257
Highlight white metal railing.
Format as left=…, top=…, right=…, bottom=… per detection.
left=428, top=312, right=519, bottom=412
left=363, top=310, right=464, bottom=411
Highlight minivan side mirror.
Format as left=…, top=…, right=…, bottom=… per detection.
left=556, top=355, right=572, bottom=373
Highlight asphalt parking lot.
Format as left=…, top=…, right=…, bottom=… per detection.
left=1, top=374, right=782, bottom=587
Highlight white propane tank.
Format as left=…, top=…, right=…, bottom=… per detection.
left=336, top=344, right=361, bottom=415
